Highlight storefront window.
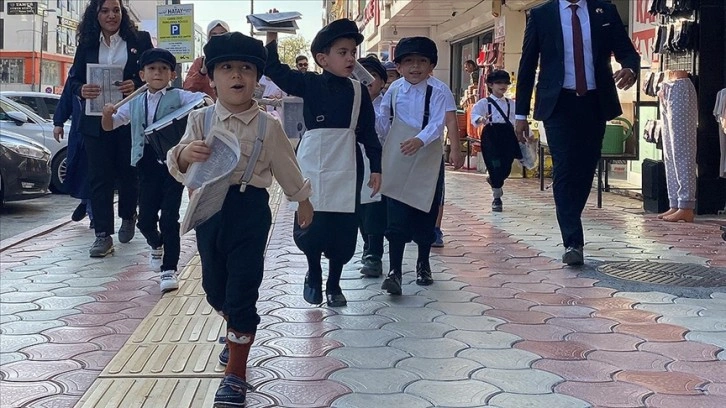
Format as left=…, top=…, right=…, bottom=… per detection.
left=450, top=31, right=493, bottom=105
left=0, top=59, right=25, bottom=84
left=41, top=60, right=60, bottom=85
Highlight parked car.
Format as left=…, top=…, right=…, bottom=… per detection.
left=0, top=129, right=52, bottom=205
left=1, top=91, right=61, bottom=121
left=0, top=95, right=69, bottom=193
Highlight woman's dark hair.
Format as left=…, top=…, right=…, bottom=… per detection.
left=77, top=0, right=138, bottom=47
left=464, top=60, right=477, bottom=69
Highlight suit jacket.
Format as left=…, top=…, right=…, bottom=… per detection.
left=515, top=0, right=640, bottom=122
left=67, top=30, right=153, bottom=137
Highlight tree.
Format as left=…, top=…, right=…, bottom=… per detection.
left=277, top=35, right=310, bottom=67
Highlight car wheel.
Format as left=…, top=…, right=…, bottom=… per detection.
left=50, top=149, right=68, bottom=194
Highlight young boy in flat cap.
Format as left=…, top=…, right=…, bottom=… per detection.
left=166, top=32, right=313, bottom=407
left=470, top=69, right=521, bottom=212
left=376, top=36, right=449, bottom=295
left=101, top=48, right=207, bottom=293
left=356, top=56, right=387, bottom=277
left=264, top=18, right=382, bottom=307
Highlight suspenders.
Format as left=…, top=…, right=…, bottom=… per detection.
left=486, top=97, right=512, bottom=126
left=202, top=107, right=268, bottom=192
left=389, top=85, right=434, bottom=130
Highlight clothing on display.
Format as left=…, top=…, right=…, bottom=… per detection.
left=714, top=88, right=726, bottom=178
left=658, top=76, right=698, bottom=210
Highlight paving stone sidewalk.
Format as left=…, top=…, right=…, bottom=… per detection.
left=2, top=171, right=726, bottom=407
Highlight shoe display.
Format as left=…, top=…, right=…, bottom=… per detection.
left=359, top=255, right=383, bottom=277
left=492, top=198, right=503, bottom=212
left=214, top=374, right=253, bottom=407
left=432, top=228, right=444, bottom=247
left=326, top=291, right=347, bottom=307
left=71, top=203, right=87, bottom=222
left=562, top=246, right=584, bottom=266
left=416, top=261, right=434, bottom=286
left=381, top=270, right=402, bottom=295
left=303, top=273, right=323, bottom=305
left=159, top=270, right=179, bottom=293
left=218, top=343, right=229, bottom=366
left=89, top=233, right=114, bottom=258
left=118, top=214, right=137, bottom=243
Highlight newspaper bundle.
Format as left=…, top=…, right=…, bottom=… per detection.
left=180, top=126, right=241, bottom=235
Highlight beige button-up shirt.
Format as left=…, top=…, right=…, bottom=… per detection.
left=167, top=101, right=312, bottom=202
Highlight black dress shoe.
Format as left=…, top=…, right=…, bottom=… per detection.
left=381, top=270, right=402, bottom=295
left=562, top=246, right=584, bottom=266
left=72, top=203, right=87, bottom=222
left=326, top=291, right=347, bottom=307
left=303, top=274, right=323, bottom=304
left=416, top=261, right=434, bottom=286
left=359, top=255, right=382, bottom=277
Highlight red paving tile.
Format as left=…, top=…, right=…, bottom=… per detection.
left=503, top=282, right=563, bottom=293
left=704, top=382, right=726, bottom=395
left=644, top=394, right=726, bottom=408
left=73, top=350, right=118, bottom=371
left=260, top=356, right=347, bottom=380
left=0, top=381, right=62, bottom=408
left=614, top=323, right=688, bottom=342
left=595, top=309, right=661, bottom=324
left=1, top=360, right=82, bottom=381
left=42, top=326, right=115, bottom=343
left=484, top=309, right=553, bottom=324
left=52, top=369, right=101, bottom=395
left=555, top=381, right=652, bottom=407
left=475, top=297, right=537, bottom=310
left=572, top=297, right=637, bottom=310
left=59, top=312, right=127, bottom=327
left=530, top=305, right=596, bottom=318
left=638, top=341, right=724, bottom=362
left=587, top=351, right=672, bottom=371
left=549, top=317, right=619, bottom=333
left=467, top=286, right=521, bottom=299
left=255, top=379, right=351, bottom=408
left=264, top=337, right=343, bottom=357
left=106, top=318, right=143, bottom=335
left=515, top=340, right=592, bottom=360
left=557, top=287, right=618, bottom=298
left=498, top=323, right=573, bottom=341
left=515, top=292, right=578, bottom=305
left=75, top=301, right=132, bottom=315
left=91, top=289, right=150, bottom=302
left=91, top=334, right=132, bottom=351
left=20, top=342, right=99, bottom=360
left=668, top=361, right=726, bottom=383
left=533, top=358, right=620, bottom=382
left=614, top=370, right=707, bottom=395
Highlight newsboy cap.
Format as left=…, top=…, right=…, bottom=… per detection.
left=311, top=18, right=363, bottom=56
left=138, top=48, right=176, bottom=70
left=204, top=32, right=267, bottom=80
left=486, top=69, right=511, bottom=84
left=358, top=56, right=386, bottom=81
left=393, top=37, right=438, bottom=66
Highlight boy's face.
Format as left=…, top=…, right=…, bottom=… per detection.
left=366, top=71, right=384, bottom=99
left=489, top=81, right=509, bottom=96
left=210, top=60, right=258, bottom=112
left=139, top=61, right=175, bottom=91
left=316, top=37, right=357, bottom=78
left=396, top=55, right=434, bottom=85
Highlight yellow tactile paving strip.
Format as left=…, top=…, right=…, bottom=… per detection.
left=74, top=184, right=283, bottom=408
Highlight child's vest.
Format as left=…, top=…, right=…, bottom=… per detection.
left=129, top=89, right=182, bottom=166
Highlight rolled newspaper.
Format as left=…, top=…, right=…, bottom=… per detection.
left=114, top=84, right=149, bottom=109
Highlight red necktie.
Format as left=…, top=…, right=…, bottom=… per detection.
left=569, top=4, right=587, bottom=96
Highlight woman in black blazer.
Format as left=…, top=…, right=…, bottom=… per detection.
left=67, top=0, right=153, bottom=257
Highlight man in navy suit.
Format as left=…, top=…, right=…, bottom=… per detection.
left=515, top=0, right=640, bottom=265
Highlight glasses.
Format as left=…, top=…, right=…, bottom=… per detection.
left=297, top=63, right=308, bottom=67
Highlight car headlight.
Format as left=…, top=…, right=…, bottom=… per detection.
left=4, top=142, right=50, bottom=160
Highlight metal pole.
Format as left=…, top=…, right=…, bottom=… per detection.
left=39, top=12, right=45, bottom=92
left=171, top=0, right=182, bottom=87
left=250, top=0, right=254, bottom=36
left=32, top=14, right=37, bottom=91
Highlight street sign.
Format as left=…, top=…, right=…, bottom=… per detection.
left=7, top=2, right=38, bottom=15
left=156, top=4, right=194, bottom=63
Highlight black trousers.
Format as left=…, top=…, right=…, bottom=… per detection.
left=195, top=186, right=271, bottom=334
left=358, top=198, right=387, bottom=258
left=294, top=212, right=359, bottom=263
left=543, top=90, right=605, bottom=248
left=83, top=126, right=138, bottom=236
left=137, top=145, right=184, bottom=271
left=481, top=123, right=521, bottom=189
left=385, top=161, right=445, bottom=246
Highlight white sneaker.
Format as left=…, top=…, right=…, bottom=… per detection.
left=159, top=270, right=179, bottom=293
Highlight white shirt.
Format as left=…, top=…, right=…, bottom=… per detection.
left=371, top=94, right=384, bottom=144
left=98, top=31, right=128, bottom=67
left=427, top=76, right=458, bottom=112
left=470, top=95, right=516, bottom=126
left=560, top=0, right=596, bottom=91
left=112, top=88, right=205, bottom=129
left=376, top=77, right=447, bottom=146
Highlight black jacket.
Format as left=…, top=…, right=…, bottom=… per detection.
left=67, top=30, right=153, bottom=137
left=515, top=0, right=640, bottom=121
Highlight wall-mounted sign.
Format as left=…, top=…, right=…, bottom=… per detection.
left=58, top=17, right=79, bottom=30
left=7, top=2, right=38, bottom=15
left=157, top=4, right=194, bottom=62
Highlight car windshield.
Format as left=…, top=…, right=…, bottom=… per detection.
left=0, top=97, right=46, bottom=123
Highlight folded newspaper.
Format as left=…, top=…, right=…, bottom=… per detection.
left=180, top=126, right=240, bottom=235
left=246, top=12, right=301, bottom=33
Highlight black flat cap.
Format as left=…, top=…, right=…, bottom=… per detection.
left=358, top=56, right=386, bottom=81
left=486, top=69, right=511, bottom=84
left=138, top=48, right=176, bottom=70
left=393, top=37, right=438, bottom=66
left=311, top=18, right=363, bottom=56
left=204, top=32, right=267, bottom=80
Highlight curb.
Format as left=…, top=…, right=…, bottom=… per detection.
left=0, top=215, right=73, bottom=252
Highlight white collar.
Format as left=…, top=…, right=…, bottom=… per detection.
left=489, top=94, right=507, bottom=102
left=99, top=31, right=122, bottom=45
left=560, top=0, right=587, bottom=11
left=147, top=88, right=168, bottom=98
left=401, top=78, right=429, bottom=93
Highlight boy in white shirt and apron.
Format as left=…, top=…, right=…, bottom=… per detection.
left=265, top=19, right=383, bottom=307
left=376, top=37, right=448, bottom=295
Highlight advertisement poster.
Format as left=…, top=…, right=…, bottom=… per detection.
left=157, top=4, right=194, bottom=62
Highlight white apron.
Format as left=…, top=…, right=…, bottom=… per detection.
left=380, top=86, right=442, bottom=212
left=295, top=78, right=361, bottom=213
left=359, top=144, right=381, bottom=204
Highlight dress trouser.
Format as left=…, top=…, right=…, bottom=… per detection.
left=481, top=123, right=521, bottom=190
left=358, top=198, right=387, bottom=258
left=196, top=186, right=271, bottom=334
left=385, top=160, right=445, bottom=246
left=83, top=126, right=138, bottom=236
left=659, top=78, right=698, bottom=209
left=137, top=144, right=184, bottom=271
left=543, top=90, right=605, bottom=249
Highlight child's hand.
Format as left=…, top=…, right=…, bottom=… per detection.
left=368, top=173, right=381, bottom=197
left=181, top=140, right=211, bottom=164
left=400, top=137, right=424, bottom=156
left=297, top=199, right=313, bottom=228
left=102, top=103, right=117, bottom=117
left=477, top=114, right=491, bottom=126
